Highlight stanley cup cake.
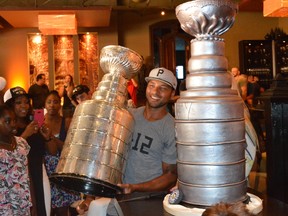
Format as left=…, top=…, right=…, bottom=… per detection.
left=174, top=0, right=247, bottom=206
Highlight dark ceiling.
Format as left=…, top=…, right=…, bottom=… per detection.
left=0, top=0, right=264, bottom=31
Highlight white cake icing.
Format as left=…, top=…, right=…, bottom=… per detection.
left=190, top=40, right=225, bottom=56
left=188, top=40, right=227, bottom=72
left=188, top=55, right=228, bottom=72
left=185, top=71, right=232, bottom=89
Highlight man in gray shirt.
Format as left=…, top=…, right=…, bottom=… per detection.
left=77, top=68, right=178, bottom=215
left=119, top=67, right=177, bottom=194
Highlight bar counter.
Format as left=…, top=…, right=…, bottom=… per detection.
left=117, top=189, right=288, bottom=216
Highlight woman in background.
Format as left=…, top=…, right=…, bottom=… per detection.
left=0, top=104, right=32, bottom=216
left=44, top=90, right=80, bottom=216
left=59, top=74, right=76, bottom=118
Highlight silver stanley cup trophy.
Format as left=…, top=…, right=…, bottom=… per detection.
left=175, top=0, right=247, bottom=206
left=50, top=45, right=143, bottom=197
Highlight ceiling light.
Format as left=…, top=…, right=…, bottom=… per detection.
left=38, top=14, right=77, bottom=35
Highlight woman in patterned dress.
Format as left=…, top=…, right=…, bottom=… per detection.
left=0, top=104, right=32, bottom=216
left=43, top=90, right=80, bottom=216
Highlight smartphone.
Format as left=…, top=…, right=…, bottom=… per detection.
left=33, top=109, right=44, bottom=127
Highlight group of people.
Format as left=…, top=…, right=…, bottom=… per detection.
left=230, top=67, right=265, bottom=107
left=28, top=73, right=92, bottom=118
left=0, top=68, right=178, bottom=215
left=231, top=67, right=266, bottom=153
left=0, top=67, right=253, bottom=216
left=0, top=73, right=92, bottom=216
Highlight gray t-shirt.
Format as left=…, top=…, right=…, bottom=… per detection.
left=123, top=106, right=177, bottom=184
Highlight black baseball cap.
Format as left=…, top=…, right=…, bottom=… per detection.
left=4, top=86, right=29, bottom=103
left=72, top=85, right=90, bottom=101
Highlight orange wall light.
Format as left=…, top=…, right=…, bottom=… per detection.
left=7, top=70, right=28, bottom=91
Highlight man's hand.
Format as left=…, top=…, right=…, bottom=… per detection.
left=76, top=195, right=95, bottom=215
left=117, top=183, right=134, bottom=194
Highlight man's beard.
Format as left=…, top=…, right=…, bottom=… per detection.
left=146, top=98, right=167, bottom=109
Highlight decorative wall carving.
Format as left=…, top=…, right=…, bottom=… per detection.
left=28, top=33, right=99, bottom=91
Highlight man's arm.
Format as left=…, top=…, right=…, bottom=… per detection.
left=76, top=164, right=177, bottom=214
left=118, top=162, right=177, bottom=194
left=241, top=84, right=247, bottom=100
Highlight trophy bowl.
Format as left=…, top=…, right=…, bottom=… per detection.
left=175, top=0, right=238, bottom=37
left=100, top=45, right=143, bottom=79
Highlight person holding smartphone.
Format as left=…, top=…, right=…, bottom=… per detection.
left=4, top=86, right=51, bottom=216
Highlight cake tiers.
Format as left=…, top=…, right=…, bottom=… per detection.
left=189, top=40, right=227, bottom=73
left=187, top=40, right=229, bottom=89
left=174, top=0, right=253, bottom=208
